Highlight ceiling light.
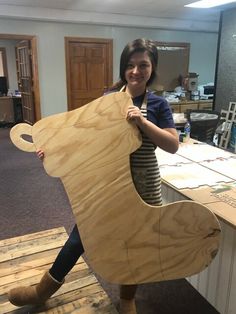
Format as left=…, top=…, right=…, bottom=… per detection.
left=185, top=0, right=236, bottom=8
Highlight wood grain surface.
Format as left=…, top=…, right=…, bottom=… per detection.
left=10, top=92, right=221, bottom=284
left=0, top=227, right=118, bottom=313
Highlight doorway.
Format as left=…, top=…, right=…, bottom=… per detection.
left=0, top=47, right=8, bottom=85
left=0, top=34, right=41, bottom=124
left=65, top=37, right=113, bottom=110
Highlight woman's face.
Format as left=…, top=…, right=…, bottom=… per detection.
left=125, top=51, right=153, bottom=91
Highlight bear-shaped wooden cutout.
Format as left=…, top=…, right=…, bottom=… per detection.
left=10, top=92, right=221, bottom=284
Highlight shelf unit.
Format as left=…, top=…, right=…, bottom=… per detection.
left=170, top=100, right=213, bottom=113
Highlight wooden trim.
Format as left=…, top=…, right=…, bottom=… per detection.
left=106, top=39, right=113, bottom=88
left=155, top=41, right=190, bottom=48
left=0, top=34, right=41, bottom=121
left=65, top=37, right=71, bottom=111
left=0, top=34, right=35, bottom=40
left=31, top=37, right=41, bottom=121
left=65, top=37, right=113, bottom=111
left=65, top=37, right=113, bottom=44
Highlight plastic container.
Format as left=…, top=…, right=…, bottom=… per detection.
left=183, top=121, right=191, bottom=142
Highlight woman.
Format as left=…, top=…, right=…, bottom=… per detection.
left=8, top=38, right=179, bottom=314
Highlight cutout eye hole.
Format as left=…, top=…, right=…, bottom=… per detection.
left=22, top=134, right=33, bottom=143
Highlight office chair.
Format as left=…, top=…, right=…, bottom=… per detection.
left=186, top=109, right=220, bottom=144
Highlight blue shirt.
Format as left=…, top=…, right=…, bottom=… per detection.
left=132, top=91, right=176, bottom=129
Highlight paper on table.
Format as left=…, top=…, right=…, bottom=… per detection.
left=155, top=147, right=190, bottom=166
left=200, top=157, right=236, bottom=181
left=177, top=143, right=234, bottom=162
left=159, top=163, right=233, bottom=189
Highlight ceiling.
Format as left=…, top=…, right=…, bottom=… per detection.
left=0, top=0, right=236, bottom=32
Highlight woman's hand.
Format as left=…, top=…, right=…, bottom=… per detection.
left=126, top=106, right=179, bottom=154
left=126, top=106, right=145, bottom=127
left=36, top=149, right=45, bottom=161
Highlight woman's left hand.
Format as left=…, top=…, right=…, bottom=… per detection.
left=126, top=106, right=145, bottom=127
left=126, top=105, right=179, bottom=154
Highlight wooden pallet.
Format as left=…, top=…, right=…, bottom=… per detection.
left=0, top=227, right=118, bottom=314
left=219, top=102, right=236, bottom=149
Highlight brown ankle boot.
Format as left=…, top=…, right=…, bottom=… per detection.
left=8, top=271, right=64, bottom=306
left=119, top=284, right=137, bottom=314
left=119, top=298, right=137, bottom=314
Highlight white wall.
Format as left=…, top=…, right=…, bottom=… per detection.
left=0, top=18, right=218, bottom=117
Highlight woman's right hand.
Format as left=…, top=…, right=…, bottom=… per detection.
left=36, top=149, right=45, bottom=161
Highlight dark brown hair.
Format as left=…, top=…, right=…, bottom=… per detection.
left=109, top=38, right=158, bottom=91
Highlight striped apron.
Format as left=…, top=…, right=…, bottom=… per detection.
left=129, top=92, right=162, bottom=206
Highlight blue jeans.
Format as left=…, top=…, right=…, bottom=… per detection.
left=49, top=224, right=137, bottom=299
left=49, top=224, right=84, bottom=282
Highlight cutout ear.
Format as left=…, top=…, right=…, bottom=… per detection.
left=10, top=123, right=35, bottom=152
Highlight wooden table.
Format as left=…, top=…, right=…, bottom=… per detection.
left=0, top=227, right=118, bottom=314
left=156, top=140, right=236, bottom=314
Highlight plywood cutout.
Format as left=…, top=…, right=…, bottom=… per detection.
left=10, top=92, right=221, bottom=284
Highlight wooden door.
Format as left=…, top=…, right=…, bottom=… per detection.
left=65, top=38, right=113, bottom=110
left=16, top=40, right=35, bottom=124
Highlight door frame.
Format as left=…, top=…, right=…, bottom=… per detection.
left=0, top=34, right=41, bottom=121
left=65, top=37, right=113, bottom=111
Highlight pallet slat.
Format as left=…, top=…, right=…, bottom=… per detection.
left=0, top=232, right=69, bottom=263
left=0, top=227, right=118, bottom=314
left=0, top=227, right=66, bottom=247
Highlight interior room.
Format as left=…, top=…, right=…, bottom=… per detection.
left=0, top=1, right=236, bottom=314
